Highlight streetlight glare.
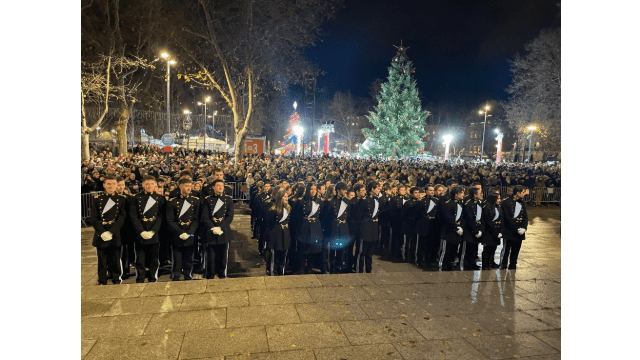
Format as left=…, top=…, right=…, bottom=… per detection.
left=184, top=110, right=191, bottom=114
left=294, top=125, right=303, bottom=136
left=485, top=106, right=490, bottom=110
left=214, top=111, right=218, bottom=115
left=293, top=101, right=298, bottom=110
left=443, top=134, right=453, bottom=143
left=495, top=129, right=500, bottom=133
left=161, top=53, right=169, bottom=58
left=528, top=126, right=536, bottom=130
left=478, top=111, right=483, bottom=114
left=169, top=60, right=176, bottom=65
left=198, top=102, right=202, bottom=105
left=206, top=97, right=211, bottom=102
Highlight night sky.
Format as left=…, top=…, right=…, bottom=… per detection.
left=306, top=0, right=560, bottom=108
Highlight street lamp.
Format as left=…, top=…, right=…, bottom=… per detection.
left=443, top=134, right=453, bottom=161
left=294, top=125, right=303, bottom=156
left=478, top=104, right=491, bottom=162
left=161, top=52, right=177, bottom=134
left=96, top=126, right=101, bottom=138
left=527, top=126, right=536, bottom=163
left=317, top=129, right=323, bottom=154
left=495, top=129, right=504, bottom=163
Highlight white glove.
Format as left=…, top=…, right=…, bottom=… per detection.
left=101, top=231, right=113, bottom=241
left=498, top=233, right=502, bottom=238
left=517, top=228, right=525, bottom=235
left=179, top=233, right=189, bottom=240
left=475, top=231, right=482, bottom=238
left=147, top=231, right=155, bottom=237
left=212, top=226, right=224, bottom=235
left=140, top=232, right=150, bottom=240
left=456, top=227, right=463, bottom=235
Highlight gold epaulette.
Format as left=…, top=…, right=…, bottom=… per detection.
left=445, top=199, right=451, bottom=203
left=94, top=194, right=100, bottom=199
left=191, top=196, right=200, bottom=200
left=169, top=197, right=176, bottom=201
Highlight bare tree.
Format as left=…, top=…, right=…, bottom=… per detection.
left=323, top=91, right=368, bottom=153
left=81, top=56, right=111, bottom=160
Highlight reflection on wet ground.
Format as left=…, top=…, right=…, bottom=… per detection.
left=81, top=205, right=560, bottom=359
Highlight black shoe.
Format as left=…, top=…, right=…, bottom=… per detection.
left=184, top=277, right=193, bottom=281
left=112, top=280, right=122, bottom=285
left=148, top=279, right=157, bottom=283
left=466, top=265, right=481, bottom=271
left=508, top=265, right=517, bottom=270
left=218, top=276, right=227, bottom=279
left=172, top=278, right=181, bottom=281
left=98, top=282, right=107, bottom=286
left=206, top=275, right=215, bottom=279
left=491, top=263, right=500, bottom=269
left=136, top=280, right=145, bottom=284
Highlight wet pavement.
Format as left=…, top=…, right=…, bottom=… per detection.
left=81, top=204, right=560, bottom=359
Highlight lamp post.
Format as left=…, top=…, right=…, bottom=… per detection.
left=495, top=129, right=503, bottom=163
left=161, top=53, right=177, bottom=134
left=96, top=126, right=101, bottom=138
left=184, top=110, right=192, bottom=149
left=443, top=134, right=453, bottom=161
left=317, top=130, right=323, bottom=155
left=478, top=104, right=491, bottom=162
left=527, top=126, right=536, bottom=163
left=198, top=96, right=211, bottom=150
left=294, top=125, right=303, bottom=156
left=212, top=110, right=217, bottom=139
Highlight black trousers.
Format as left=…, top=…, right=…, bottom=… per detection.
left=321, top=242, right=331, bottom=273
left=96, top=246, right=123, bottom=285
left=355, top=239, right=374, bottom=273
left=460, top=241, right=479, bottom=270
left=205, top=243, right=230, bottom=279
left=405, top=233, right=419, bottom=264
left=171, top=245, right=195, bottom=280
left=425, top=233, right=441, bottom=264
left=482, top=244, right=498, bottom=268
left=438, top=239, right=459, bottom=270
left=500, top=239, right=523, bottom=268
left=380, top=225, right=391, bottom=256
left=134, top=243, right=160, bottom=282
left=416, top=235, right=428, bottom=265
left=391, top=226, right=403, bottom=259
left=266, top=249, right=288, bottom=276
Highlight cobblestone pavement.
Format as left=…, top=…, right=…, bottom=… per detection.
left=81, top=205, right=560, bottom=359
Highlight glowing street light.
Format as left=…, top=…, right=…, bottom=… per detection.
left=317, top=129, right=323, bottom=154
left=294, top=125, right=304, bottom=156
left=442, top=134, right=453, bottom=161
left=495, top=129, right=504, bottom=163
left=161, top=52, right=177, bottom=134
left=527, top=126, right=536, bottom=163
left=478, top=104, right=491, bottom=162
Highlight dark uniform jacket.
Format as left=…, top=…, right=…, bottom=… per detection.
left=501, top=196, right=528, bottom=241
left=90, top=192, right=127, bottom=248
left=481, top=203, right=503, bottom=247
left=462, top=198, right=485, bottom=245
left=378, top=194, right=392, bottom=228
left=401, top=196, right=420, bottom=235
left=130, top=191, right=165, bottom=244
left=321, top=196, right=351, bottom=243
left=416, top=196, right=438, bottom=236
left=293, top=197, right=323, bottom=246
left=358, top=195, right=381, bottom=242
left=388, top=195, right=406, bottom=229
left=440, top=198, right=465, bottom=244
left=165, top=194, right=200, bottom=247
left=263, top=205, right=291, bottom=251
left=200, top=193, right=235, bottom=244
left=348, top=196, right=365, bottom=240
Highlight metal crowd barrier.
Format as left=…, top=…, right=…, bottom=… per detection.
left=227, top=182, right=250, bottom=202
left=81, top=191, right=103, bottom=226
left=480, top=186, right=560, bottom=205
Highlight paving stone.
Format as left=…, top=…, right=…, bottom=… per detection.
left=365, top=272, right=424, bottom=285
left=392, top=338, right=490, bottom=359
left=362, top=284, right=424, bottom=300
left=314, top=343, right=403, bottom=359
left=206, top=277, right=266, bottom=293
left=179, top=327, right=269, bottom=359
left=82, top=314, right=153, bottom=339
left=82, top=339, right=97, bottom=359
left=307, top=286, right=373, bottom=302
left=84, top=332, right=184, bottom=360
left=467, top=311, right=554, bottom=334
left=359, top=299, right=427, bottom=319
left=226, top=304, right=300, bottom=327
left=180, top=291, right=249, bottom=310
left=140, top=280, right=207, bottom=297
left=266, top=322, right=350, bottom=351
left=413, top=296, right=491, bottom=316
left=103, top=295, right=184, bottom=316
left=515, top=279, right=561, bottom=293
left=81, top=284, right=147, bottom=299
left=518, top=292, right=561, bottom=309
left=465, top=333, right=560, bottom=359
left=248, top=288, right=312, bottom=305
left=264, top=274, right=322, bottom=289
left=316, top=273, right=375, bottom=287
left=338, top=318, right=424, bottom=345
left=82, top=299, right=116, bottom=318
left=295, top=302, right=369, bottom=322
left=530, top=329, right=561, bottom=351
left=225, top=350, right=316, bottom=360
left=476, top=295, right=545, bottom=312
left=144, top=309, right=227, bottom=334
left=404, top=313, right=490, bottom=340
left=523, top=309, right=561, bottom=329
left=411, top=271, right=474, bottom=284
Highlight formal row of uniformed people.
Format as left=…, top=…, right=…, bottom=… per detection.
left=89, top=175, right=234, bottom=285
left=251, top=179, right=529, bottom=275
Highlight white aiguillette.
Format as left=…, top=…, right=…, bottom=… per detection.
left=456, top=204, right=462, bottom=221
left=493, top=207, right=499, bottom=221
left=514, top=202, right=522, bottom=218
left=102, top=198, right=116, bottom=215
left=143, top=197, right=157, bottom=215
left=179, top=200, right=191, bottom=218
left=476, top=204, right=482, bottom=222
left=402, top=198, right=407, bottom=205
left=428, top=200, right=435, bottom=213
left=309, top=201, right=320, bottom=217
left=372, top=198, right=379, bottom=218
left=338, top=201, right=347, bottom=218
left=280, top=207, right=288, bottom=223
left=212, top=198, right=224, bottom=215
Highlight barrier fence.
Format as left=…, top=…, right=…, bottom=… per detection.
left=81, top=191, right=103, bottom=226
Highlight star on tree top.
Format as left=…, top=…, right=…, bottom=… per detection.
left=392, top=41, right=410, bottom=62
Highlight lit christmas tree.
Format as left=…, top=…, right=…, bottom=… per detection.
left=361, top=43, right=429, bottom=158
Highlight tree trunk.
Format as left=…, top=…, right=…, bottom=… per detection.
left=234, top=120, right=248, bottom=163
left=116, top=101, right=134, bottom=156
left=81, top=132, right=90, bottom=161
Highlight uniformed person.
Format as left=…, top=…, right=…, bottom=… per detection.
left=481, top=193, right=503, bottom=270
left=388, top=184, right=407, bottom=262
left=355, top=181, right=381, bottom=273
left=293, top=183, right=323, bottom=274
left=115, top=176, right=135, bottom=279
left=200, top=179, right=235, bottom=279
left=439, top=186, right=466, bottom=271
left=401, top=187, right=420, bottom=263
left=263, top=189, right=291, bottom=276
left=377, top=185, right=393, bottom=259
left=347, top=184, right=366, bottom=272
left=166, top=178, right=200, bottom=280
left=130, top=175, right=165, bottom=282
left=416, top=185, right=437, bottom=267
left=500, top=185, right=528, bottom=269
left=320, top=182, right=351, bottom=274
left=461, top=187, right=484, bottom=270
left=255, top=183, right=272, bottom=256
left=89, top=175, right=127, bottom=285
